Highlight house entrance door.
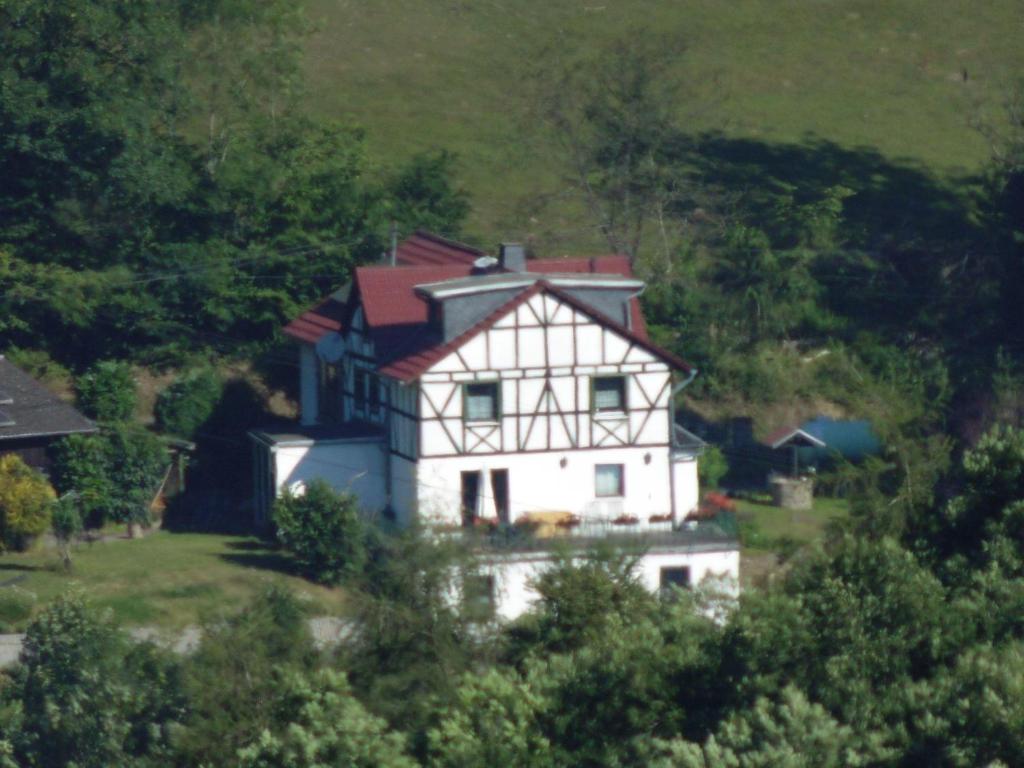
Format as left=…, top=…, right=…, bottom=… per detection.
left=461, top=471, right=481, bottom=526
left=490, top=469, right=510, bottom=525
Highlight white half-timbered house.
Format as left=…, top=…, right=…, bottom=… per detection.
left=251, top=231, right=738, bottom=619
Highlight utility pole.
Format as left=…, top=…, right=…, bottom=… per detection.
left=389, top=221, right=398, bottom=266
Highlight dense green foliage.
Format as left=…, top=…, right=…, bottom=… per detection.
left=0, top=454, right=55, bottom=551
left=3, top=2, right=1024, bottom=765
left=51, top=425, right=169, bottom=527
left=274, top=480, right=367, bottom=585
left=236, top=669, right=416, bottom=768
left=6, top=429, right=1024, bottom=765
left=699, top=445, right=729, bottom=490
left=175, top=587, right=319, bottom=766
left=76, top=361, right=137, bottom=422
left=153, top=367, right=223, bottom=439
left=0, top=0, right=468, bottom=369
left=0, top=593, right=183, bottom=767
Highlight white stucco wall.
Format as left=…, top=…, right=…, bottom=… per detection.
left=272, top=439, right=387, bottom=513
left=481, top=547, right=739, bottom=621
left=672, top=456, right=700, bottom=518
left=414, top=445, right=675, bottom=526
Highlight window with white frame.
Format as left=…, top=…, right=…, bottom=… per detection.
left=464, top=382, right=499, bottom=422
left=595, top=463, right=624, bottom=497
left=593, top=375, right=626, bottom=412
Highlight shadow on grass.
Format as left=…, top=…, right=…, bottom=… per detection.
left=223, top=539, right=275, bottom=553
left=0, top=563, right=41, bottom=574
left=218, top=550, right=303, bottom=579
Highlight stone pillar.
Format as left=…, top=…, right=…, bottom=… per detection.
left=769, top=476, right=814, bottom=510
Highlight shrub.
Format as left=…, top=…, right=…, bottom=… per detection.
left=0, top=590, right=35, bottom=632
left=155, top=367, right=224, bottom=439
left=104, top=425, right=169, bottom=527
left=698, top=445, right=730, bottom=489
left=3, top=592, right=184, bottom=767
left=0, top=454, right=56, bottom=551
left=274, top=480, right=366, bottom=585
left=76, top=361, right=136, bottom=422
left=49, top=426, right=168, bottom=529
left=50, top=434, right=114, bottom=527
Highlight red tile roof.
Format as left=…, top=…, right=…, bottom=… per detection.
left=283, top=294, right=347, bottom=344
left=283, top=231, right=677, bottom=379
left=396, top=230, right=485, bottom=266
left=356, top=264, right=473, bottom=327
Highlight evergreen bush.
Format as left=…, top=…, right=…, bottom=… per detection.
left=155, top=368, right=224, bottom=440
left=274, top=480, right=367, bottom=585
left=76, top=361, right=136, bottom=422
left=0, top=454, right=56, bottom=551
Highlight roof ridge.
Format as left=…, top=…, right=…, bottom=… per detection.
left=411, top=229, right=486, bottom=255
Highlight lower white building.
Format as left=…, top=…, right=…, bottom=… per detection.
left=251, top=231, right=739, bottom=618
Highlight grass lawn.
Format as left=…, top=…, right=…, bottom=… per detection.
left=0, top=532, right=345, bottom=633
left=302, top=0, right=1024, bottom=247
left=735, top=496, right=849, bottom=584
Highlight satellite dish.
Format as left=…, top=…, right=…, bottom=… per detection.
left=316, top=332, right=346, bottom=363
left=473, top=255, right=499, bottom=270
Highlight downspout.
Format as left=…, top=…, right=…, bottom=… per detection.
left=668, top=366, right=699, bottom=524
left=624, top=285, right=645, bottom=331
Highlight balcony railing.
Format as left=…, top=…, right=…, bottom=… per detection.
left=435, top=510, right=739, bottom=554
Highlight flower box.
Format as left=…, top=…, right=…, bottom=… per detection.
left=612, top=514, right=640, bottom=526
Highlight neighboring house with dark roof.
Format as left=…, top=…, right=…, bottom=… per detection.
left=251, top=231, right=738, bottom=619
left=0, top=355, right=96, bottom=473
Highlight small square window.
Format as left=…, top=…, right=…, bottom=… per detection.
left=660, top=566, right=691, bottom=594
left=593, top=376, right=626, bottom=412
left=464, top=382, right=499, bottom=422
left=595, top=464, right=624, bottom=497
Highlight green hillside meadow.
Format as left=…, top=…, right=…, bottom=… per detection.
left=303, top=0, right=1024, bottom=248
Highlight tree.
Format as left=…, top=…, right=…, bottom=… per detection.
left=274, top=480, right=367, bottom=585
left=50, top=426, right=168, bottom=530
left=722, top=536, right=963, bottom=735
left=176, top=586, right=319, bottom=767
left=0, top=454, right=55, bottom=551
left=51, top=494, right=83, bottom=571
left=154, top=366, right=223, bottom=439
left=387, top=150, right=471, bottom=239
left=342, top=527, right=481, bottom=741
left=646, top=687, right=873, bottom=768
left=0, top=0, right=193, bottom=266
left=427, top=668, right=554, bottom=768
left=237, top=669, right=415, bottom=768
left=503, top=545, right=654, bottom=662
left=0, top=592, right=184, bottom=767
left=699, top=446, right=730, bottom=490
left=533, top=32, right=709, bottom=263
left=50, top=433, right=114, bottom=526
left=76, top=361, right=137, bottom=422
left=103, top=425, right=169, bottom=530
